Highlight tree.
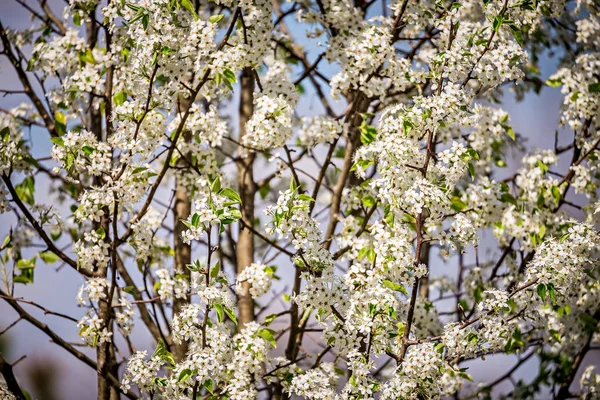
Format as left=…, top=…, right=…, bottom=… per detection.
left=0, top=0, right=599, bottom=398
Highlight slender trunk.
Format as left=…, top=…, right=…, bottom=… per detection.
left=86, top=10, right=111, bottom=399
left=172, top=131, right=192, bottom=361
left=236, top=67, right=256, bottom=328
left=109, top=346, right=120, bottom=400
left=96, top=222, right=111, bottom=400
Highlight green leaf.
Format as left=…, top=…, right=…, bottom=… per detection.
left=219, top=188, right=242, bottom=204
left=186, top=260, right=201, bottom=272
left=50, top=137, right=65, bottom=147
left=502, top=124, right=515, bottom=140
left=0, top=127, right=9, bottom=142
left=361, top=248, right=374, bottom=262
left=466, top=148, right=480, bottom=160
left=435, top=342, right=445, bottom=353
left=180, top=0, right=199, bottom=19
left=209, top=14, right=224, bottom=24
left=466, top=332, right=479, bottom=344
left=15, top=176, right=35, bottom=206
left=82, top=146, right=95, bottom=155
left=15, top=257, right=36, bottom=284
left=539, top=224, right=546, bottom=239
left=132, top=167, right=149, bottom=175
left=219, top=209, right=241, bottom=225
left=222, top=73, right=234, bottom=91
left=263, top=313, right=278, bottom=325
left=153, top=339, right=176, bottom=366
left=459, top=371, right=474, bottom=382
left=359, top=122, right=377, bottom=145
left=509, top=24, right=523, bottom=45
left=210, top=261, right=220, bottom=278
left=191, top=213, right=200, bottom=227
left=588, top=82, right=600, bottom=93
left=2, top=234, right=11, bottom=249
left=536, top=283, right=547, bottom=301
left=546, top=78, right=562, bottom=87
left=382, top=279, right=408, bottom=295
left=14, top=269, right=34, bottom=284
left=297, top=194, right=315, bottom=202
left=351, top=159, right=373, bottom=173
left=384, top=203, right=394, bottom=227
left=257, top=328, right=277, bottom=347
left=178, top=368, right=194, bottom=382
left=499, top=193, right=518, bottom=206
left=113, top=91, right=127, bottom=106
left=123, top=286, right=138, bottom=295
left=289, top=177, right=298, bottom=192
left=82, top=49, right=96, bottom=64
left=358, top=247, right=370, bottom=261
left=211, top=177, right=222, bottom=193
left=536, top=161, right=548, bottom=175
left=16, top=257, right=36, bottom=270
left=551, top=185, right=561, bottom=204
left=142, top=14, right=150, bottom=30
left=224, top=307, right=237, bottom=325
left=65, top=153, right=75, bottom=172
left=223, top=68, right=236, bottom=83
left=214, top=303, right=224, bottom=323
left=547, top=282, right=557, bottom=303
left=467, top=163, right=475, bottom=181
left=55, top=111, right=66, bottom=136
left=450, top=196, right=467, bottom=212
left=203, top=378, right=214, bottom=394
left=153, top=338, right=167, bottom=358
left=361, top=195, right=376, bottom=208
left=39, top=251, right=59, bottom=264
left=264, top=265, right=277, bottom=276
left=492, top=15, right=503, bottom=32
left=258, top=183, right=270, bottom=199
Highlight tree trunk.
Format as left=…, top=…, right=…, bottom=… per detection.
left=173, top=117, right=192, bottom=360
left=172, top=181, right=191, bottom=360
left=86, top=10, right=111, bottom=398
left=236, top=67, right=256, bottom=328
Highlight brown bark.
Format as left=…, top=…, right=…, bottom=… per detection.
left=172, top=130, right=192, bottom=361
left=236, top=67, right=256, bottom=328
left=96, top=214, right=111, bottom=400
